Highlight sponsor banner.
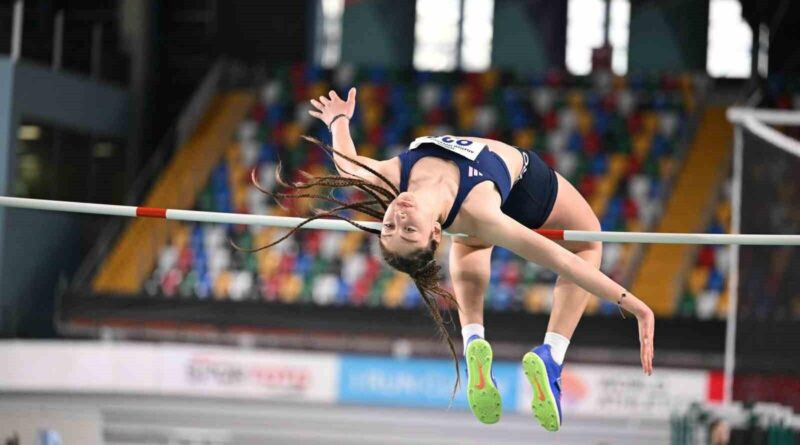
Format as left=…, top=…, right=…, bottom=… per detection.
left=516, top=364, right=709, bottom=419
left=0, top=341, right=338, bottom=403
left=338, top=355, right=518, bottom=409
left=160, top=347, right=337, bottom=402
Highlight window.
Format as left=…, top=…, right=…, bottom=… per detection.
left=460, top=0, right=495, bottom=72
left=318, top=0, right=345, bottom=68
left=14, top=121, right=124, bottom=203
left=707, top=0, right=752, bottom=78
left=609, top=0, right=630, bottom=75
left=566, top=0, right=630, bottom=75
left=566, top=0, right=607, bottom=75
left=414, top=0, right=461, bottom=71
left=414, top=0, right=495, bottom=72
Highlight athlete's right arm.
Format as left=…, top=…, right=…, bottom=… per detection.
left=308, top=88, right=389, bottom=183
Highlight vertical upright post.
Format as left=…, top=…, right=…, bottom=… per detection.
left=52, top=9, right=64, bottom=70
left=455, top=0, right=465, bottom=70
left=91, top=23, right=103, bottom=79
left=11, top=0, right=24, bottom=63
left=724, top=124, right=744, bottom=404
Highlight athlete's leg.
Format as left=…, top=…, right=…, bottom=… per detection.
left=541, top=172, right=603, bottom=343
left=449, top=238, right=493, bottom=327
left=524, top=172, right=602, bottom=432
left=449, top=238, right=502, bottom=425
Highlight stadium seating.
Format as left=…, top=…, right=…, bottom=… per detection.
left=676, top=182, right=731, bottom=320
left=142, top=65, right=698, bottom=316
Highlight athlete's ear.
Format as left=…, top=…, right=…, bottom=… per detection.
left=431, top=221, right=442, bottom=244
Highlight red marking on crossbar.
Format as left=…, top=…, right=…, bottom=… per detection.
left=707, top=370, right=724, bottom=402
left=534, top=229, right=564, bottom=240
left=136, top=207, right=167, bottom=218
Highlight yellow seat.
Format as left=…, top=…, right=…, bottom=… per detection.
left=308, top=82, right=330, bottom=101
left=458, top=107, right=476, bottom=131
left=278, top=273, right=303, bottom=303
left=214, top=271, right=232, bottom=300
left=688, top=266, right=709, bottom=295
left=523, top=285, right=551, bottom=313
left=513, top=128, right=535, bottom=149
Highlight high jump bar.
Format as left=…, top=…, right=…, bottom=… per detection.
left=1, top=196, right=798, bottom=245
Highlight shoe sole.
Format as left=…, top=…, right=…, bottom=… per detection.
left=465, top=338, right=502, bottom=424
left=522, top=352, right=561, bottom=432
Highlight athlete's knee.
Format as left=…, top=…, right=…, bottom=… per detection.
left=585, top=214, right=602, bottom=258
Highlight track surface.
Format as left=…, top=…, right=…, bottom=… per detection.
left=1, top=393, right=669, bottom=445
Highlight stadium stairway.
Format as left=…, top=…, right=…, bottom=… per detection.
left=631, top=107, right=731, bottom=315
left=92, top=92, right=255, bottom=294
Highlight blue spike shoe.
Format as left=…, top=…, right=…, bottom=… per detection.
left=522, top=344, right=563, bottom=431
left=464, top=335, right=502, bottom=424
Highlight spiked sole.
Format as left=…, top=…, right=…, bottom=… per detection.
left=465, top=338, right=502, bottom=424
left=522, top=352, right=561, bottom=432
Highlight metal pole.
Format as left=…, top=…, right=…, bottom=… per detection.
left=52, top=9, right=64, bottom=70
left=11, top=0, right=23, bottom=63
left=723, top=125, right=744, bottom=404
left=91, top=23, right=103, bottom=79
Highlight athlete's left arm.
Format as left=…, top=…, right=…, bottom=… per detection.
left=478, top=212, right=655, bottom=374
left=309, top=88, right=394, bottom=185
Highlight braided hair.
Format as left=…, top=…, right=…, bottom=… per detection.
left=239, top=136, right=462, bottom=400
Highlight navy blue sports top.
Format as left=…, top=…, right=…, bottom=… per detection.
left=398, top=141, right=512, bottom=229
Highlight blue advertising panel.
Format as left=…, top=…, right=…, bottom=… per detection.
left=338, top=354, right=519, bottom=409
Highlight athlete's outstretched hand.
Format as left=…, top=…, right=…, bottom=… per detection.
left=635, top=303, right=655, bottom=375
left=309, top=87, right=356, bottom=128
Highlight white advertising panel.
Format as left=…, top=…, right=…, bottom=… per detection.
left=0, top=341, right=337, bottom=403
left=517, top=364, right=709, bottom=419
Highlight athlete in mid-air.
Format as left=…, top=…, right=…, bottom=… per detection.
left=258, top=87, right=654, bottom=431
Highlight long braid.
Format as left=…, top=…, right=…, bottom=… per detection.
left=241, top=136, right=462, bottom=400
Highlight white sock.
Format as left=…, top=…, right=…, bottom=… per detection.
left=544, top=331, right=570, bottom=365
left=461, top=323, right=485, bottom=355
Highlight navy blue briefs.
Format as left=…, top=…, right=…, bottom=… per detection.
left=500, top=148, right=559, bottom=229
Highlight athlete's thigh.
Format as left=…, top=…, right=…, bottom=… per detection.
left=541, top=172, right=601, bottom=253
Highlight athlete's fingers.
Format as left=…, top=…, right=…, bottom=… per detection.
left=310, top=99, right=324, bottom=111
left=642, top=330, right=654, bottom=375
left=641, top=341, right=647, bottom=374
left=308, top=110, right=322, bottom=119
left=319, top=95, right=331, bottom=105
left=347, top=87, right=356, bottom=103
left=329, top=90, right=341, bottom=101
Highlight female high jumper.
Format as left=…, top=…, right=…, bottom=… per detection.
left=256, top=87, right=655, bottom=430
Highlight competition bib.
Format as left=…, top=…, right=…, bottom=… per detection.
left=409, top=135, right=485, bottom=161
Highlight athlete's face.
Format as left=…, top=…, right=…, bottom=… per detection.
left=380, top=192, right=441, bottom=257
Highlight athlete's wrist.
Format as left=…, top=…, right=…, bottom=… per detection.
left=619, top=293, right=650, bottom=319
left=328, top=113, right=350, bottom=132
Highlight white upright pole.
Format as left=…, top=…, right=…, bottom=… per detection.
left=723, top=125, right=744, bottom=404
left=11, top=0, right=23, bottom=63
